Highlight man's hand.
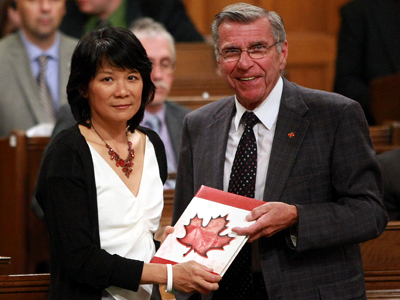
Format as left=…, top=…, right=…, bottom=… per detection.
left=232, top=202, right=298, bottom=242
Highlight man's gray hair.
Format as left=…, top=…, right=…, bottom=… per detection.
left=130, top=17, right=176, bottom=63
left=211, top=3, right=286, bottom=60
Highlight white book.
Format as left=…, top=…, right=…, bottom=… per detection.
left=151, top=185, right=264, bottom=276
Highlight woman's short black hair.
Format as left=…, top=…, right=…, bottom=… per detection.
left=67, top=27, right=155, bottom=132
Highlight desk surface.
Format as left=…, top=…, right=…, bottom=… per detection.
left=0, top=257, right=10, bottom=265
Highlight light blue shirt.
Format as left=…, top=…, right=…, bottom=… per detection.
left=142, top=104, right=177, bottom=171
left=20, top=30, right=61, bottom=111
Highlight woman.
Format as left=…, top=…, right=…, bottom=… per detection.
left=35, top=27, right=220, bottom=300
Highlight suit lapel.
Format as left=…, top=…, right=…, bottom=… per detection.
left=263, top=79, right=310, bottom=203
left=372, top=0, right=400, bottom=71
left=164, top=102, right=181, bottom=158
left=9, top=34, right=43, bottom=124
left=203, top=97, right=236, bottom=190
left=58, top=34, right=72, bottom=106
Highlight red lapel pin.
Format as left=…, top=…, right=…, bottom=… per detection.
left=288, top=132, right=295, bottom=138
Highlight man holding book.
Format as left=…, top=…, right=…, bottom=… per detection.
left=172, top=3, right=388, bottom=300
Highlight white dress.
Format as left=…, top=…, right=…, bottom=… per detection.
left=88, top=135, right=164, bottom=300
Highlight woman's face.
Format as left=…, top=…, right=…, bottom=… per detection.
left=86, top=62, right=143, bottom=125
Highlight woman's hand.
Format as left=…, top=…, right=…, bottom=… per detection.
left=161, top=226, right=174, bottom=244
left=173, top=261, right=221, bottom=294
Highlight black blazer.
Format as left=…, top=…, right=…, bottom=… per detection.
left=59, top=0, right=204, bottom=42
left=334, top=0, right=400, bottom=124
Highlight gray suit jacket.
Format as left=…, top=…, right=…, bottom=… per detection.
left=0, top=31, right=77, bottom=137
left=173, top=78, right=388, bottom=300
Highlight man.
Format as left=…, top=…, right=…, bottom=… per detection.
left=52, top=18, right=190, bottom=188
left=172, top=3, right=388, bottom=300
left=59, top=0, right=204, bottom=42
left=0, top=0, right=77, bottom=137
left=334, top=0, right=400, bottom=125
left=377, top=148, right=400, bottom=220
left=132, top=18, right=191, bottom=188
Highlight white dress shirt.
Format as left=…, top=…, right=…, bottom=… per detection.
left=224, top=77, right=283, bottom=201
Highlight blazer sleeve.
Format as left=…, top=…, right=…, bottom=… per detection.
left=294, top=100, right=388, bottom=252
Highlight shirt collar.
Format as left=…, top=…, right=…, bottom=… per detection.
left=20, top=30, right=60, bottom=62
left=234, top=76, right=283, bottom=131
left=143, top=103, right=166, bottom=124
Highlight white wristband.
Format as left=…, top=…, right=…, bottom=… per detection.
left=166, top=264, right=173, bottom=293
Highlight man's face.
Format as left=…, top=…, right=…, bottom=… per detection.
left=17, top=0, right=66, bottom=43
left=139, top=35, right=174, bottom=106
left=217, top=18, right=288, bottom=110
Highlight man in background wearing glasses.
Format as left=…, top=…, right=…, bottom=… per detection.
left=172, top=3, right=387, bottom=300
left=132, top=18, right=190, bottom=189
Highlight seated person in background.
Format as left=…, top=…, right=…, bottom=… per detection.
left=0, top=0, right=77, bottom=137
left=0, top=0, right=21, bottom=38
left=377, top=148, right=400, bottom=220
left=59, top=0, right=204, bottom=42
left=334, top=0, right=400, bottom=125
left=35, top=27, right=221, bottom=300
left=53, top=18, right=191, bottom=189
left=132, top=18, right=191, bottom=188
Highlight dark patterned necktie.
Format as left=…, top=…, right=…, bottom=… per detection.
left=37, top=55, right=55, bottom=123
left=213, top=111, right=259, bottom=300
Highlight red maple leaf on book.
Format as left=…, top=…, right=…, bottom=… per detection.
left=177, top=214, right=235, bottom=258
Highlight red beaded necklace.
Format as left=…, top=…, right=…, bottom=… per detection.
left=92, top=124, right=135, bottom=178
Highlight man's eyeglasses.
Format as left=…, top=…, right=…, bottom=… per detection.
left=150, top=59, right=175, bottom=74
left=218, top=42, right=279, bottom=62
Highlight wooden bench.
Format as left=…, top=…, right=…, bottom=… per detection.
left=0, top=273, right=49, bottom=300
left=370, top=73, right=400, bottom=125
left=367, top=289, right=400, bottom=299
left=361, top=221, right=400, bottom=290
left=370, top=122, right=400, bottom=154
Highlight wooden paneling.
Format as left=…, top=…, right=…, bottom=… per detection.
left=183, top=0, right=352, bottom=36
left=361, top=221, right=400, bottom=290
left=171, top=42, right=231, bottom=98
left=370, top=74, right=400, bottom=125
left=179, top=0, right=356, bottom=93
left=285, top=32, right=336, bottom=92
left=0, top=132, right=50, bottom=275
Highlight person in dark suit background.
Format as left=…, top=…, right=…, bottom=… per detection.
left=334, top=0, right=400, bottom=125
left=377, top=148, right=400, bottom=220
left=172, top=3, right=388, bottom=300
left=52, top=18, right=191, bottom=188
left=59, top=0, right=204, bottom=42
